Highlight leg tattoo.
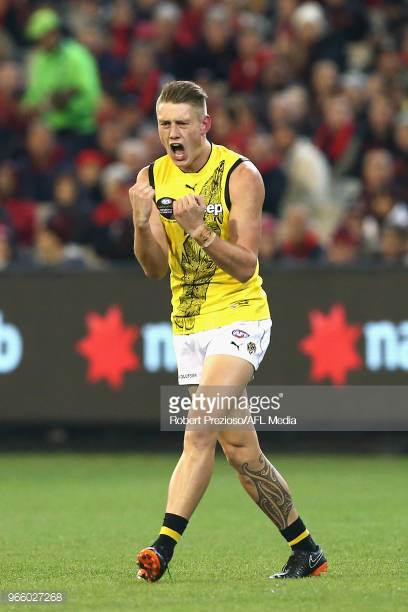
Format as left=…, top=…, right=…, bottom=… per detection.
left=240, top=454, right=293, bottom=529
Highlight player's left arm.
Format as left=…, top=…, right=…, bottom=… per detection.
left=188, top=161, right=264, bottom=283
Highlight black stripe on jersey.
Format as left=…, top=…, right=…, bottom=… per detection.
left=148, top=162, right=155, bottom=189
left=224, top=158, right=248, bottom=210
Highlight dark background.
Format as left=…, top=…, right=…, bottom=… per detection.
left=0, top=268, right=407, bottom=450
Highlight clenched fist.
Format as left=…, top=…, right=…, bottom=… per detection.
left=129, top=183, right=155, bottom=228
left=173, top=194, right=206, bottom=235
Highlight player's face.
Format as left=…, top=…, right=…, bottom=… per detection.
left=157, top=102, right=210, bottom=172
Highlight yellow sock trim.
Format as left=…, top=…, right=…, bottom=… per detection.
left=288, top=529, right=309, bottom=546
left=160, top=526, right=182, bottom=542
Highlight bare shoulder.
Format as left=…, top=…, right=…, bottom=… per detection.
left=229, top=159, right=265, bottom=206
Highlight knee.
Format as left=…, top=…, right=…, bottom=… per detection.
left=183, top=430, right=216, bottom=457
left=221, top=441, right=252, bottom=470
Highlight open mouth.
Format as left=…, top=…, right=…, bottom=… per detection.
left=170, top=143, right=186, bottom=161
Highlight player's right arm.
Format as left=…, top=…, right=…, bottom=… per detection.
left=129, top=166, right=169, bottom=280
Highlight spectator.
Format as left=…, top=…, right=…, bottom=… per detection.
left=75, top=149, right=106, bottom=212
left=378, top=224, right=407, bottom=266
left=324, top=0, right=368, bottom=45
left=272, top=119, right=336, bottom=240
left=246, top=133, right=286, bottom=216
left=75, top=23, right=125, bottom=97
left=358, top=148, right=395, bottom=214
left=118, top=139, right=150, bottom=178
left=0, top=0, right=29, bottom=47
left=0, top=1, right=406, bottom=268
left=277, top=204, right=323, bottom=261
left=97, top=120, right=127, bottom=163
left=313, top=94, right=358, bottom=175
left=89, top=163, right=133, bottom=260
left=0, top=160, right=36, bottom=248
left=0, top=60, right=25, bottom=160
left=310, top=59, right=340, bottom=110
left=229, top=27, right=271, bottom=93
left=18, top=121, right=65, bottom=203
left=50, top=172, right=94, bottom=244
left=359, top=95, right=396, bottom=155
left=33, top=214, right=92, bottom=270
left=258, top=52, right=292, bottom=96
left=327, top=228, right=361, bottom=265
left=122, top=43, right=163, bottom=118
left=109, top=0, right=135, bottom=61
left=148, top=3, right=184, bottom=76
left=291, top=1, right=346, bottom=78
left=327, top=205, right=363, bottom=265
left=362, top=190, right=408, bottom=254
left=341, top=71, right=367, bottom=118
left=333, top=204, right=363, bottom=246
left=267, top=85, right=311, bottom=133
left=191, top=6, right=237, bottom=82
left=21, top=8, right=101, bottom=152
left=211, top=104, right=250, bottom=154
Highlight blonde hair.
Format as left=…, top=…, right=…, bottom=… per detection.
left=157, top=80, right=208, bottom=115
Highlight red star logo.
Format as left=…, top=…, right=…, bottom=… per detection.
left=76, top=305, right=140, bottom=390
left=299, top=303, right=362, bottom=385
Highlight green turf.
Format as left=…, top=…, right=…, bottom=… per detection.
left=0, top=453, right=407, bottom=612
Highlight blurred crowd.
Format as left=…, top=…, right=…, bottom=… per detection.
left=0, top=0, right=407, bottom=271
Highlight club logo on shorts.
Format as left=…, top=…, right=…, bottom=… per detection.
left=247, top=341, right=256, bottom=355
left=156, top=197, right=175, bottom=220
left=232, top=329, right=249, bottom=339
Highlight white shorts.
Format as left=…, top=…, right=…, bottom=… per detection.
left=173, top=319, right=272, bottom=385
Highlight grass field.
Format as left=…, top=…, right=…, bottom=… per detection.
left=0, top=453, right=407, bottom=611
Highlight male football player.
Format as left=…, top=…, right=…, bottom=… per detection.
left=129, top=81, right=327, bottom=581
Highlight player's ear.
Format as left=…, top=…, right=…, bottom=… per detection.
left=200, top=114, right=212, bottom=135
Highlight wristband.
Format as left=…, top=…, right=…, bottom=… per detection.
left=190, top=225, right=216, bottom=248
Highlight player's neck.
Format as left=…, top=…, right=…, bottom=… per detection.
left=183, top=140, right=212, bottom=173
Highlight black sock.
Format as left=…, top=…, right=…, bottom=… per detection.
left=280, top=517, right=318, bottom=553
left=152, top=512, right=189, bottom=562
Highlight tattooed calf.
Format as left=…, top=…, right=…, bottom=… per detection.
left=240, top=454, right=293, bottom=529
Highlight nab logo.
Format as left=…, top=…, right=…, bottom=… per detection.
left=299, top=303, right=408, bottom=384
left=365, top=321, right=408, bottom=371
left=77, top=306, right=177, bottom=390
left=0, top=311, right=23, bottom=374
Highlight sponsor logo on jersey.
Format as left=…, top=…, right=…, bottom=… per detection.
left=156, top=197, right=175, bottom=219
left=205, top=203, right=222, bottom=215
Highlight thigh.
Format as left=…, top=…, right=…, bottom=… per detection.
left=198, top=356, right=254, bottom=436
left=200, top=353, right=254, bottom=387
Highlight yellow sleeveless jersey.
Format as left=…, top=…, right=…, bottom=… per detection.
left=149, top=143, right=270, bottom=335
